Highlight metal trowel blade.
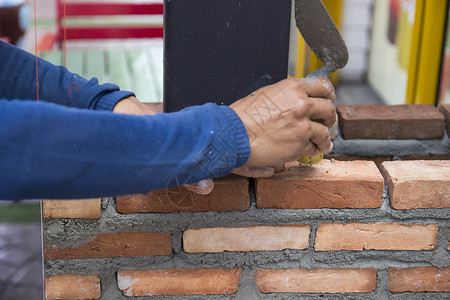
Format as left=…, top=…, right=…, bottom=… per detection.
left=294, top=0, right=349, bottom=78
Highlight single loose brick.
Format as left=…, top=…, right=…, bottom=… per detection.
left=43, top=199, right=101, bottom=219
left=256, top=268, right=376, bottom=293
left=439, top=104, right=450, bottom=137
left=380, top=160, right=450, bottom=209
left=337, top=104, right=445, bottom=139
left=183, top=225, right=310, bottom=253
left=117, top=268, right=242, bottom=296
left=45, top=231, right=171, bottom=260
left=46, top=274, right=100, bottom=299
left=116, top=175, right=249, bottom=213
left=315, top=222, right=438, bottom=251
left=389, top=266, right=450, bottom=292
left=256, top=160, right=383, bottom=209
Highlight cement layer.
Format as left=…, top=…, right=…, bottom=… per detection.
left=331, top=131, right=450, bottom=157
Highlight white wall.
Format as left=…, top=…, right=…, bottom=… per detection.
left=340, top=0, right=374, bottom=81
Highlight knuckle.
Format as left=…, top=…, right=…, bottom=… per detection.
left=292, top=100, right=309, bottom=116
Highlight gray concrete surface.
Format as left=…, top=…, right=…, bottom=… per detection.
left=0, top=223, right=43, bottom=300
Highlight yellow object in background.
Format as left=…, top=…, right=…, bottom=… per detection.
left=404, top=0, right=447, bottom=105
left=411, top=0, right=447, bottom=105
left=404, top=0, right=425, bottom=104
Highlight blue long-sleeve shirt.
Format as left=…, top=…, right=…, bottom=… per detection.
left=0, top=41, right=250, bottom=200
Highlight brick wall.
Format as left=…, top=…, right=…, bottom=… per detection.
left=42, top=104, right=450, bottom=299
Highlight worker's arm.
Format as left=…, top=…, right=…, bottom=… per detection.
left=0, top=77, right=335, bottom=201
left=0, top=100, right=249, bottom=200
left=112, top=96, right=281, bottom=194
left=0, top=41, right=132, bottom=111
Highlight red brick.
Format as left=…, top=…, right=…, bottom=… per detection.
left=46, top=274, right=100, bottom=299
left=183, top=225, right=310, bottom=253
left=117, top=268, right=242, bottom=296
left=44, top=231, right=171, bottom=260
left=400, top=153, right=450, bottom=161
left=116, top=175, right=249, bottom=213
left=256, top=268, right=376, bottom=293
left=256, top=160, right=383, bottom=209
left=43, top=199, right=101, bottom=219
left=324, top=154, right=391, bottom=168
left=337, top=104, right=445, bottom=139
left=315, top=222, right=438, bottom=251
left=439, top=104, right=450, bottom=137
left=380, top=160, right=450, bottom=209
left=389, top=266, right=450, bottom=292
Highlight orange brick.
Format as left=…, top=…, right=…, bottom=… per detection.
left=315, top=222, right=438, bottom=251
left=183, top=225, right=310, bottom=253
left=389, top=266, right=450, bottom=292
left=46, top=274, right=100, bottom=299
left=324, top=154, right=391, bottom=168
left=256, top=160, right=383, bottom=209
left=439, top=104, right=450, bottom=137
left=256, top=268, right=376, bottom=293
left=337, top=104, right=445, bottom=139
left=400, top=153, right=450, bottom=161
left=43, top=199, right=101, bottom=219
left=117, top=268, right=242, bottom=296
left=116, top=175, right=249, bottom=213
left=380, top=160, right=450, bottom=209
left=45, top=231, right=171, bottom=260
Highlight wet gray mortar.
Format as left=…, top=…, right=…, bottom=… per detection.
left=44, top=134, right=450, bottom=299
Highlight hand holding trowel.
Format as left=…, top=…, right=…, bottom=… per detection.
left=294, top=0, right=348, bottom=164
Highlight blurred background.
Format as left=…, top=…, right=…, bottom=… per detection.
left=1, top=0, right=449, bottom=299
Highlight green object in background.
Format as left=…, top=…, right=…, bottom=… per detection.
left=0, top=202, right=41, bottom=223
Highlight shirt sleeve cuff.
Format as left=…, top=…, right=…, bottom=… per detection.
left=94, top=90, right=135, bottom=111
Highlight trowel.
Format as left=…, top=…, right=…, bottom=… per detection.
left=294, top=0, right=348, bottom=164
left=294, top=0, right=349, bottom=78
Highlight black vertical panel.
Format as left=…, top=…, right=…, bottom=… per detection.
left=163, top=0, right=292, bottom=112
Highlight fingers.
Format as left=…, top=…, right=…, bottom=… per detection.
left=302, top=77, right=336, bottom=102
left=305, top=98, right=336, bottom=128
left=232, top=166, right=275, bottom=178
left=182, top=179, right=214, bottom=195
left=309, top=122, right=333, bottom=154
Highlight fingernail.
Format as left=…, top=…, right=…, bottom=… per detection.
left=183, top=180, right=213, bottom=194
left=197, top=180, right=212, bottom=192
